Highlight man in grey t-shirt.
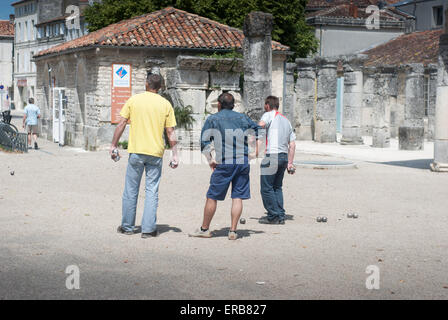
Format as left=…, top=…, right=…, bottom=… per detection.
left=257, top=96, right=296, bottom=225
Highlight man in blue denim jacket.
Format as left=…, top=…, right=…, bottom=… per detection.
left=189, top=93, right=260, bottom=240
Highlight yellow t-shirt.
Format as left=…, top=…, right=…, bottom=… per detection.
left=119, top=92, right=176, bottom=158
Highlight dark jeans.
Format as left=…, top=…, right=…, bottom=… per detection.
left=260, top=153, right=288, bottom=220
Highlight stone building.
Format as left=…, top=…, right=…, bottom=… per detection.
left=292, top=28, right=440, bottom=150
left=391, top=0, right=448, bottom=31
left=33, top=7, right=290, bottom=150
left=0, top=18, right=14, bottom=111
left=11, top=0, right=91, bottom=110
left=306, top=1, right=415, bottom=57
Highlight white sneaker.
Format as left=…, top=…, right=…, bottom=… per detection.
left=228, top=231, right=238, bottom=240
left=189, top=228, right=212, bottom=238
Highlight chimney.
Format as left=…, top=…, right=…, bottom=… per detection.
left=9, top=14, right=15, bottom=23
left=349, top=1, right=358, bottom=18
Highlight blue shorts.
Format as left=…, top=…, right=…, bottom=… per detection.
left=207, top=164, right=250, bottom=201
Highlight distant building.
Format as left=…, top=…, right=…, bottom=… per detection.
left=391, top=0, right=448, bottom=31
left=306, top=1, right=415, bottom=57
left=12, top=0, right=91, bottom=110
left=0, top=17, right=14, bottom=111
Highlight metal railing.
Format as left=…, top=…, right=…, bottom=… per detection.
left=0, top=121, right=28, bottom=153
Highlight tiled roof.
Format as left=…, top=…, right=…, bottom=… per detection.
left=307, top=3, right=412, bottom=20
left=36, top=7, right=289, bottom=57
left=364, top=29, right=442, bottom=66
left=306, top=0, right=401, bottom=10
left=0, top=20, right=14, bottom=37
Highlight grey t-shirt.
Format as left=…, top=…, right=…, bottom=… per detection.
left=261, top=110, right=296, bottom=154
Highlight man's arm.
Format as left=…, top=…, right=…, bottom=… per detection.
left=287, top=141, right=296, bottom=173
left=109, top=116, right=128, bottom=155
left=165, top=126, right=179, bottom=169
left=200, top=119, right=217, bottom=170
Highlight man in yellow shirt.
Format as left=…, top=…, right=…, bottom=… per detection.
left=110, top=73, right=178, bottom=238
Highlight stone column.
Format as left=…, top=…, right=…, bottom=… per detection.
left=372, top=66, right=394, bottom=148
left=243, top=11, right=273, bottom=120
left=426, top=64, right=438, bottom=140
left=315, top=57, right=338, bottom=143
left=295, top=58, right=316, bottom=140
left=431, top=33, right=448, bottom=171
left=341, top=54, right=367, bottom=145
left=399, top=63, right=425, bottom=150
left=283, top=62, right=296, bottom=128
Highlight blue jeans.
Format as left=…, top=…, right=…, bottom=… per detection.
left=260, top=153, right=288, bottom=220
left=121, top=153, right=162, bottom=233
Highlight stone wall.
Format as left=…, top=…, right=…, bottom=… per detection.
left=35, top=47, right=272, bottom=151
left=290, top=56, right=436, bottom=146
left=164, top=55, right=243, bottom=149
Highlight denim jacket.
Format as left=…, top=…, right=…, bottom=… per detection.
left=200, top=109, right=260, bottom=164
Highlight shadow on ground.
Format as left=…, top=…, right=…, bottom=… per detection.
left=157, top=224, right=183, bottom=235
left=249, top=214, right=294, bottom=221
left=212, top=227, right=264, bottom=239
left=373, top=159, right=433, bottom=170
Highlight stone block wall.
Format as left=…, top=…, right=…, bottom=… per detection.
left=35, top=50, right=249, bottom=151
left=289, top=56, right=436, bottom=146
left=164, top=55, right=244, bottom=149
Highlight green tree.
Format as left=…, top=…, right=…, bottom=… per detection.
left=84, top=0, right=317, bottom=58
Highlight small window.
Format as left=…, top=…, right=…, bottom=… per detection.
left=433, top=6, right=443, bottom=27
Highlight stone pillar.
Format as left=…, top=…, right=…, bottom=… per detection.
left=283, top=62, right=296, bottom=129
left=295, top=58, right=316, bottom=140
left=315, top=57, right=338, bottom=143
left=399, top=63, right=425, bottom=150
left=243, top=11, right=273, bottom=120
left=431, top=33, right=448, bottom=171
left=372, top=66, right=395, bottom=148
left=426, top=64, right=438, bottom=140
left=341, top=55, right=367, bottom=145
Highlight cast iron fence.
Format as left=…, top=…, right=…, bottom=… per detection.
left=0, top=122, right=28, bottom=153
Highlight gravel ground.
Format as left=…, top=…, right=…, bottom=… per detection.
left=1, top=132, right=448, bottom=300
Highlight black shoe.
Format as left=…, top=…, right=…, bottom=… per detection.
left=34, top=142, right=38, bottom=150
left=142, top=230, right=158, bottom=238
left=117, top=226, right=140, bottom=235
left=258, top=216, right=285, bottom=225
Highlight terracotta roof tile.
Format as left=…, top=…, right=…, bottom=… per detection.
left=307, top=3, right=413, bottom=20
left=0, top=20, right=14, bottom=37
left=306, top=0, right=402, bottom=10
left=36, top=7, right=289, bottom=57
left=364, top=29, right=442, bottom=66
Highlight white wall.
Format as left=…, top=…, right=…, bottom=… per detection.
left=0, top=39, right=13, bottom=88
left=315, top=26, right=404, bottom=57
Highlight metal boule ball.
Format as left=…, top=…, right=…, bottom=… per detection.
left=353, top=213, right=358, bottom=219
left=10, top=171, right=14, bottom=176
left=316, top=217, right=322, bottom=222
left=321, top=217, right=327, bottom=223
left=347, top=213, right=353, bottom=218
left=240, top=218, right=246, bottom=224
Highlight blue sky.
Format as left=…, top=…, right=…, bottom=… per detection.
left=0, top=0, right=15, bottom=20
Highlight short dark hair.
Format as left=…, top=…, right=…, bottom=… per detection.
left=265, top=96, right=279, bottom=110
left=146, top=73, right=162, bottom=90
left=29, top=98, right=34, bottom=104
left=218, top=92, right=235, bottom=110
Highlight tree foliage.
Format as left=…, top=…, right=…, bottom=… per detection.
left=84, top=0, right=317, bottom=58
